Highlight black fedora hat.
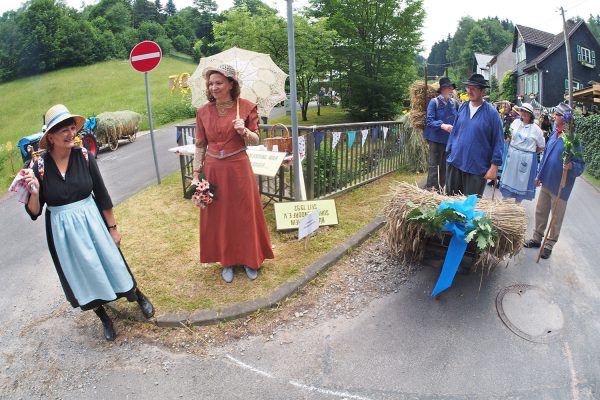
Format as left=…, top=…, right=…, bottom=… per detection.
left=461, top=73, right=490, bottom=88
left=437, top=77, right=456, bottom=93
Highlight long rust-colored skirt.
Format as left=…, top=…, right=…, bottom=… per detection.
left=200, top=151, right=274, bottom=269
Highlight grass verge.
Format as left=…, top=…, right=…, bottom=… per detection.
left=583, top=171, right=600, bottom=191
left=268, top=105, right=350, bottom=126
left=115, top=169, right=423, bottom=313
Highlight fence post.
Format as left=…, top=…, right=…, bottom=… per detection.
left=306, top=131, right=315, bottom=200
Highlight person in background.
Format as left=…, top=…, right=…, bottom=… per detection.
left=22, top=104, right=154, bottom=341
left=499, top=103, right=545, bottom=202
left=445, top=74, right=504, bottom=197
left=523, top=102, right=584, bottom=259
left=192, top=64, right=274, bottom=283
left=423, top=77, right=458, bottom=191
left=540, top=112, right=552, bottom=142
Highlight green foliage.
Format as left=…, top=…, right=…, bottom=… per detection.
left=588, top=14, right=600, bottom=42
left=574, top=115, right=599, bottom=178
left=154, top=94, right=196, bottom=124
left=426, top=37, right=450, bottom=77
left=500, top=70, right=516, bottom=101
left=407, top=202, right=498, bottom=252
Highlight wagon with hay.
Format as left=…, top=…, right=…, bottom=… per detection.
left=383, top=182, right=527, bottom=295
left=93, top=111, right=142, bottom=152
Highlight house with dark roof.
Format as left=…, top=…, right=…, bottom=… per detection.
left=512, top=21, right=600, bottom=107
left=471, top=52, right=494, bottom=80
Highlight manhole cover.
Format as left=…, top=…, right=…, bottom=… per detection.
left=496, top=284, right=564, bottom=343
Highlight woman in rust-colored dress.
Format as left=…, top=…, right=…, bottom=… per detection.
left=192, top=64, right=274, bottom=283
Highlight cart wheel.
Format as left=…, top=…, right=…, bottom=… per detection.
left=127, top=131, right=137, bottom=143
left=109, top=137, right=119, bottom=151
left=82, top=135, right=98, bottom=158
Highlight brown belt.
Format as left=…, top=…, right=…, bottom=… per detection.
left=206, top=147, right=247, bottom=159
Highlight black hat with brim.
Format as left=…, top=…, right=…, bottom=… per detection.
left=461, top=73, right=490, bottom=88
left=437, top=77, right=457, bottom=93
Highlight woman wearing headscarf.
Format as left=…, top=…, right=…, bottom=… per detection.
left=499, top=103, right=545, bottom=202
left=192, top=64, right=274, bottom=283
left=22, top=104, right=154, bottom=341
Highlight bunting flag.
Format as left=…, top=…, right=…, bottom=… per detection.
left=361, top=129, right=369, bottom=146
left=372, top=127, right=379, bottom=141
left=298, top=135, right=306, bottom=159
left=314, top=131, right=325, bottom=150
left=331, top=131, right=342, bottom=150
left=347, top=130, right=356, bottom=149
left=382, top=126, right=389, bottom=140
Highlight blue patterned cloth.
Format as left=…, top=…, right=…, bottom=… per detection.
left=48, top=195, right=134, bottom=307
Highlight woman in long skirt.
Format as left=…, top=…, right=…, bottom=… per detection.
left=191, top=64, right=274, bottom=283
left=22, top=104, right=155, bottom=341
left=499, top=103, right=546, bottom=202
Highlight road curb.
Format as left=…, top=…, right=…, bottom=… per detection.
left=150, top=215, right=386, bottom=328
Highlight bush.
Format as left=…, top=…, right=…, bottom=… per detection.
left=154, top=95, right=196, bottom=125
left=576, top=114, right=600, bottom=179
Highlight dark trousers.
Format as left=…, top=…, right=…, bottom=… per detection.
left=445, top=163, right=486, bottom=197
left=425, top=141, right=447, bottom=190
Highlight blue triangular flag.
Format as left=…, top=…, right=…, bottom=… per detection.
left=314, top=131, right=325, bottom=149
left=347, top=130, right=356, bottom=149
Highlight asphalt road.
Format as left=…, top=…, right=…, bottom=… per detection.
left=1, top=112, right=599, bottom=399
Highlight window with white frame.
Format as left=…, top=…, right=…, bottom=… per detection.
left=581, top=47, right=591, bottom=63
left=577, top=45, right=596, bottom=67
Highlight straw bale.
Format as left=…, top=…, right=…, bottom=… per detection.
left=383, top=182, right=527, bottom=272
left=95, top=111, right=142, bottom=142
left=409, top=80, right=437, bottom=131
left=397, top=114, right=428, bottom=173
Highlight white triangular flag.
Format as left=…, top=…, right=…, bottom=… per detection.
left=361, top=129, right=369, bottom=146
left=382, top=126, right=389, bottom=140
left=298, top=135, right=306, bottom=160
left=331, top=131, right=341, bottom=149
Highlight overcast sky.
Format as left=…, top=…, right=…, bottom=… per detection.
left=1, top=0, right=597, bottom=56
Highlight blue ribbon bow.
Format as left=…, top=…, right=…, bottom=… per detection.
left=431, top=195, right=484, bottom=296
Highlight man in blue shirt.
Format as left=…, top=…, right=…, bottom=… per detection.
left=523, top=102, right=584, bottom=259
left=445, top=74, right=504, bottom=197
left=424, top=77, right=458, bottom=190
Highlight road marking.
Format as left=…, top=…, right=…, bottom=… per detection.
left=225, top=354, right=274, bottom=379
left=563, top=341, right=579, bottom=400
left=289, top=380, right=375, bottom=400
left=131, top=52, right=161, bottom=62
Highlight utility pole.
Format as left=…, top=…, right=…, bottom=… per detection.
left=560, top=6, right=574, bottom=105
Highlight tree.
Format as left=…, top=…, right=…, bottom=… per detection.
left=500, top=70, right=516, bottom=101
left=233, top=0, right=277, bottom=16
left=314, top=0, right=425, bottom=120
left=165, top=0, right=176, bottom=16
left=588, top=14, right=600, bottom=42
left=427, top=37, right=449, bottom=77
left=131, top=0, right=156, bottom=27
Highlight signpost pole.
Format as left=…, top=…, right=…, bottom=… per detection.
left=145, top=71, right=161, bottom=184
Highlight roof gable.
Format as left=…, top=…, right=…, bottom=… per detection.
left=513, top=25, right=556, bottom=51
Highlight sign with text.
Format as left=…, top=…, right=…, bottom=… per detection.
left=298, top=209, right=320, bottom=240
left=247, top=149, right=286, bottom=177
left=274, top=200, right=338, bottom=230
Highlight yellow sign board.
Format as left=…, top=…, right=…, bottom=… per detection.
left=274, top=200, right=338, bottom=230
left=247, top=149, right=286, bottom=177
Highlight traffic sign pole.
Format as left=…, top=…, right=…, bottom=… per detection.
left=145, top=71, right=161, bottom=184
left=130, top=40, right=162, bottom=185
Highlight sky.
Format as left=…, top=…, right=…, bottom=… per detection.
left=0, top=0, right=598, bottom=56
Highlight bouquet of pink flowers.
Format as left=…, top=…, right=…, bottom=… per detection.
left=191, top=179, right=216, bottom=208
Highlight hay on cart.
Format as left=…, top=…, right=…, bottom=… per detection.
left=95, top=111, right=142, bottom=143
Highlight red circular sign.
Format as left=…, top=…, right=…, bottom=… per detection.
left=130, top=41, right=162, bottom=73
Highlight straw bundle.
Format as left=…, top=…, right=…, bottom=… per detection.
left=397, top=114, right=428, bottom=173
left=383, top=182, right=527, bottom=271
left=409, top=80, right=437, bottom=131
left=95, top=111, right=142, bottom=142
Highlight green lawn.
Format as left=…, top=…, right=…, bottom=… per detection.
left=268, top=105, right=350, bottom=126
left=583, top=171, right=600, bottom=190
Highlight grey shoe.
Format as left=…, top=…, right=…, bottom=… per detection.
left=524, top=239, right=541, bottom=248
left=222, top=267, right=234, bottom=283
left=244, top=266, right=258, bottom=280
left=540, top=247, right=552, bottom=259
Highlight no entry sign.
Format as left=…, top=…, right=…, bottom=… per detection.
left=130, top=41, right=162, bottom=73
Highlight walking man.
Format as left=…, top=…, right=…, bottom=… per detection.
left=523, top=102, right=584, bottom=259
left=424, top=77, right=458, bottom=190
left=445, top=73, right=504, bottom=197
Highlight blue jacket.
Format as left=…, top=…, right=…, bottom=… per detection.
left=446, top=101, right=504, bottom=176
left=537, top=129, right=584, bottom=201
left=424, top=95, right=458, bottom=144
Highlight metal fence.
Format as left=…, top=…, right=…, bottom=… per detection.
left=175, top=120, right=410, bottom=201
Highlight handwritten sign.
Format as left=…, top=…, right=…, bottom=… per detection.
left=247, top=149, right=286, bottom=177
left=274, top=200, right=338, bottom=230
left=298, top=209, right=320, bottom=240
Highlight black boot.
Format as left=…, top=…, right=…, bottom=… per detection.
left=136, top=289, right=155, bottom=319
left=94, top=306, right=116, bottom=341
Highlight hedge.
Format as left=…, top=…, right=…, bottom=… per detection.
left=576, top=114, right=600, bottom=179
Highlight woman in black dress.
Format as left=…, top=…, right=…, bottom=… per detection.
left=22, top=104, right=154, bottom=341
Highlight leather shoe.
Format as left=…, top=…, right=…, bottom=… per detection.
left=222, top=267, right=234, bottom=283
left=244, top=266, right=258, bottom=280
left=94, top=306, right=116, bottom=341
left=136, top=289, right=155, bottom=319
left=540, top=247, right=552, bottom=259
left=523, top=239, right=541, bottom=248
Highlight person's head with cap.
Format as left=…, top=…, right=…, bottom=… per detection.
left=461, top=73, right=490, bottom=105
left=437, top=77, right=456, bottom=99
left=203, top=63, right=241, bottom=103
left=517, top=102, right=535, bottom=124
left=553, top=102, right=573, bottom=126
left=39, top=104, right=86, bottom=150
